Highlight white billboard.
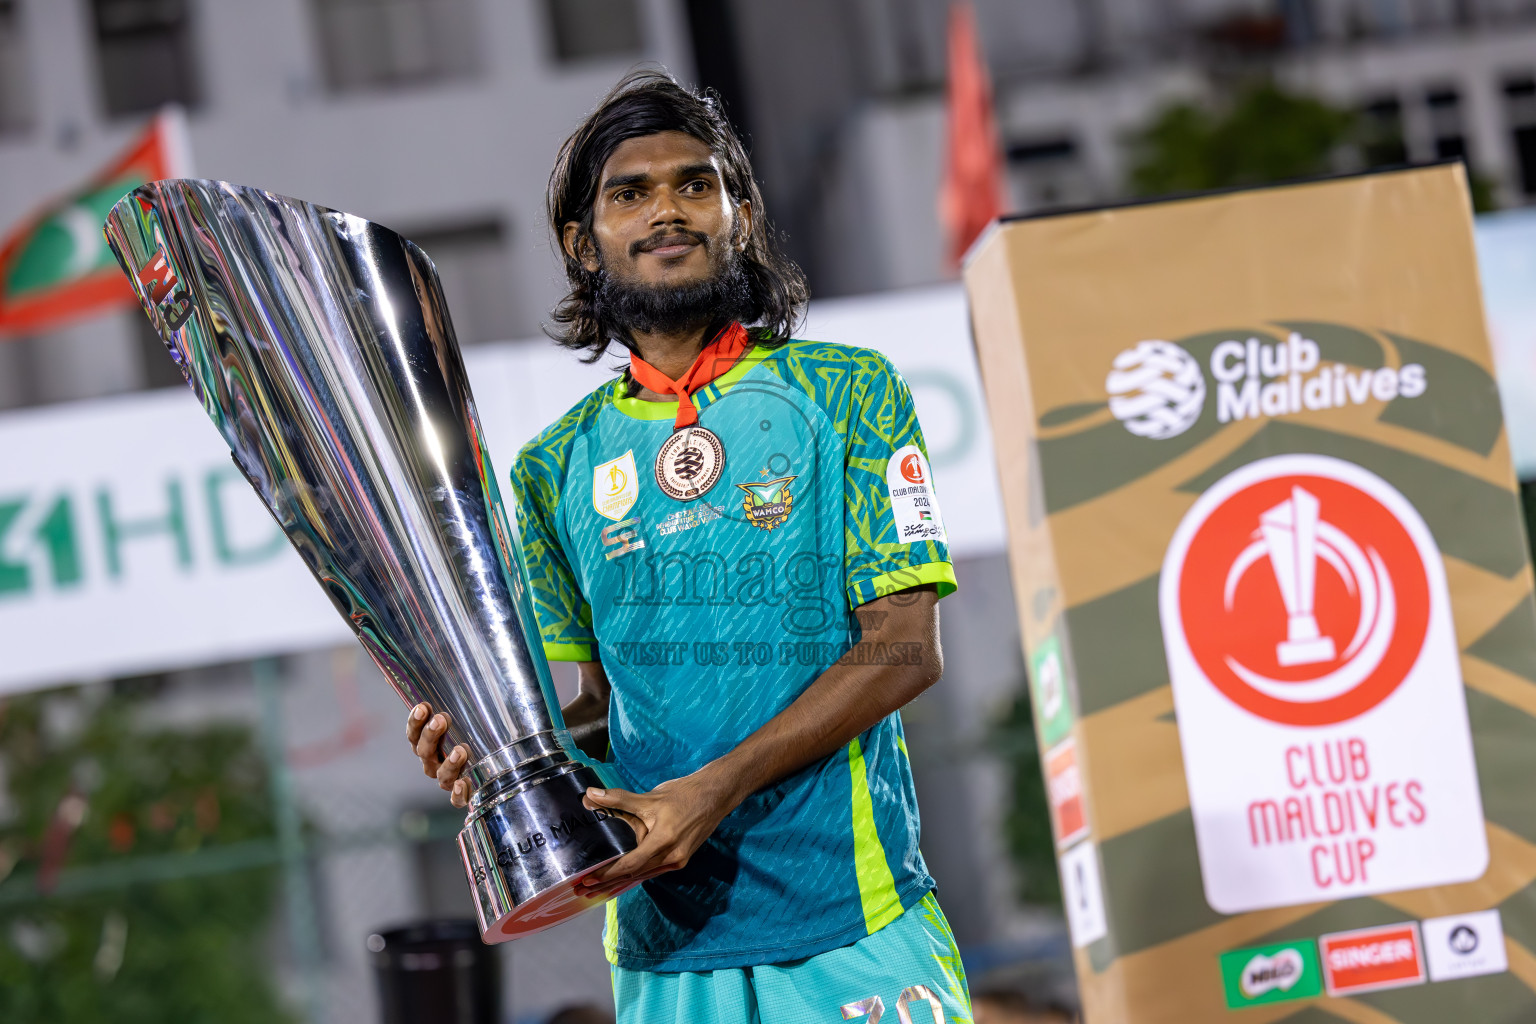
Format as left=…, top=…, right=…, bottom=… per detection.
left=0, top=287, right=1002, bottom=695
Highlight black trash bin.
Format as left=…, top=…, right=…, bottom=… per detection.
left=368, top=919, right=501, bottom=1024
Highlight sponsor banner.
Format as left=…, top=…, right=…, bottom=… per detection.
left=967, top=166, right=1536, bottom=1021
left=1422, top=909, right=1508, bottom=982
left=1218, top=939, right=1324, bottom=1008
left=1320, top=922, right=1426, bottom=996
left=1030, top=632, right=1073, bottom=748
left=0, top=288, right=1000, bottom=696
left=1059, top=840, right=1108, bottom=949
left=1162, top=454, right=1486, bottom=911
left=1044, top=738, right=1089, bottom=849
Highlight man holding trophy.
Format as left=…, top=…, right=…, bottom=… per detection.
left=408, top=71, right=970, bottom=1023
left=105, top=62, right=968, bottom=1023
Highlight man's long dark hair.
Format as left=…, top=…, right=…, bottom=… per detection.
left=545, top=68, right=807, bottom=361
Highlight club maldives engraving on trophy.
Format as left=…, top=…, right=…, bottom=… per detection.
left=102, top=179, right=637, bottom=943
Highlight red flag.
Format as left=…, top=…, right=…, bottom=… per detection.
left=939, top=1, right=1006, bottom=267
left=0, top=108, right=192, bottom=337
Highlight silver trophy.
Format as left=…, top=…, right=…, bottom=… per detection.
left=103, top=179, right=637, bottom=943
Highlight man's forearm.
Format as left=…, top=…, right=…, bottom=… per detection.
left=562, top=660, right=613, bottom=761
left=562, top=690, right=610, bottom=761
left=577, top=586, right=944, bottom=889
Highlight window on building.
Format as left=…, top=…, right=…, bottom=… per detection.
left=0, top=0, right=31, bottom=134
left=1360, top=96, right=1408, bottom=167
left=1007, top=137, right=1091, bottom=213
left=406, top=220, right=518, bottom=346
left=90, top=0, right=200, bottom=118
left=1425, top=86, right=1467, bottom=160
left=1505, top=75, right=1536, bottom=198
left=312, top=0, right=481, bottom=92
left=544, top=0, right=644, bottom=63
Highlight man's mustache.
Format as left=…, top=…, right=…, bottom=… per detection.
left=630, top=229, right=710, bottom=258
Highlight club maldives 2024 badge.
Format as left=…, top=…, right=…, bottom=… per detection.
left=1160, top=454, right=1487, bottom=914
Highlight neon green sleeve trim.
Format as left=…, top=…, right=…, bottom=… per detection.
left=543, top=641, right=596, bottom=662
left=848, top=560, right=958, bottom=608
left=603, top=899, right=619, bottom=966
left=848, top=736, right=904, bottom=934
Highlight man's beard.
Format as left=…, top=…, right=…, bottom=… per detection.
left=593, top=242, right=753, bottom=342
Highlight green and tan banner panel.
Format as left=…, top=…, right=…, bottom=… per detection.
left=965, top=165, right=1536, bottom=1023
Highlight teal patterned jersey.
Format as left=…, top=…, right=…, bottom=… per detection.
left=509, top=339, right=957, bottom=973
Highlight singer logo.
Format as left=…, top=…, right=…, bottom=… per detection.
left=1045, top=739, right=1089, bottom=848
left=1173, top=469, right=1429, bottom=726
left=1320, top=923, right=1426, bottom=996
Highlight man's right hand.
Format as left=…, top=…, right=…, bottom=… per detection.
left=406, top=703, right=470, bottom=808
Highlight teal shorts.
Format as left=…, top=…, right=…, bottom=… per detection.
left=611, top=892, right=973, bottom=1024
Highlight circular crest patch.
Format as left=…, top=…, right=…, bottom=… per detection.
left=654, top=427, right=725, bottom=501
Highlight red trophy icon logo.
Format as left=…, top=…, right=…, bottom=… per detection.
left=1161, top=454, right=1485, bottom=913
left=1176, top=473, right=1431, bottom=729
left=1262, top=487, right=1339, bottom=667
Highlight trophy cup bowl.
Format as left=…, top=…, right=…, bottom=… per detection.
left=103, top=179, right=638, bottom=942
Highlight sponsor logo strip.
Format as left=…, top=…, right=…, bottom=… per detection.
left=1218, top=940, right=1323, bottom=1008
left=1319, top=922, right=1426, bottom=996
left=1421, top=909, right=1508, bottom=983
left=1045, top=738, right=1089, bottom=849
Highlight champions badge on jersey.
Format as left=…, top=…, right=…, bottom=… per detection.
left=593, top=450, right=639, bottom=521
left=655, top=426, right=724, bottom=501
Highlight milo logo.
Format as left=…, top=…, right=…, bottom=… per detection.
left=1240, top=948, right=1304, bottom=998
left=1219, top=940, right=1323, bottom=1008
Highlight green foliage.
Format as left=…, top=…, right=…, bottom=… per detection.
left=1129, top=82, right=1357, bottom=196
left=989, top=685, right=1061, bottom=907
left=1129, top=81, right=1500, bottom=212
left=0, top=684, right=293, bottom=1024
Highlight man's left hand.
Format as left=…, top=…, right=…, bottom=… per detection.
left=577, top=770, right=738, bottom=891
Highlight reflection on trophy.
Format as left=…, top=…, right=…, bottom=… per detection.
left=1260, top=487, right=1337, bottom=667
left=102, top=179, right=637, bottom=943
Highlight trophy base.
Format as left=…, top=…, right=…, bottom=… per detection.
left=457, top=761, right=640, bottom=944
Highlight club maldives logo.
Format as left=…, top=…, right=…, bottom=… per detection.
left=1105, top=331, right=1429, bottom=439
left=1167, top=456, right=1430, bottom=726
left=899, top=452, right=925, bottom=484
left=1105, top=340, right=1206, bottom=439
